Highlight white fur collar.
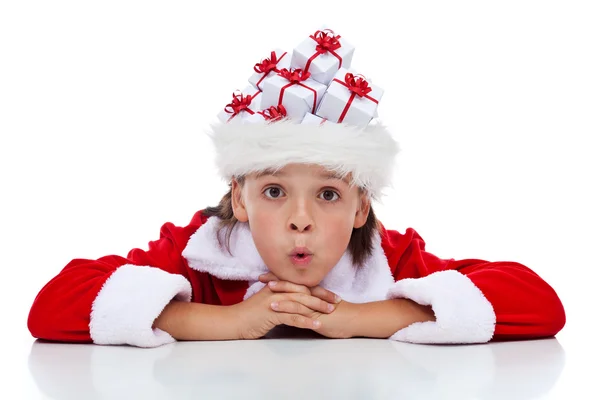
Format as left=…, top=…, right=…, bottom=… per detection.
left=182, top=216, right=395, bottom=303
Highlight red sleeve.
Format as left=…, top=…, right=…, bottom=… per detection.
left=381, top=226, right=566, bottom=343
left=27, top=211, right=206, bottom=347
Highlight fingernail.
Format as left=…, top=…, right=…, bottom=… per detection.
left=271, top=302, right=278, bottom=310
left=313, top=320, right=321, bottom=328
left=335, top=295, right=342, bottom=303
left=327, top=304, right=334, bottom=312
left=269, top=281, right=277, bottom=287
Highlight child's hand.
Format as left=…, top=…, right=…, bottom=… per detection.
left=229, top=273, right=340, bottom=340
left=257, top=273, right=360, bottom=339
left=258, top=272, right=342, bottom=305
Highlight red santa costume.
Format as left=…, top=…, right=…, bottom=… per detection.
left=27, top=28, right=565, bottom=348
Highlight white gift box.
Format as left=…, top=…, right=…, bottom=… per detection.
left=248, top=48, right=292, bottom=91
left=217, top=85, right=263, bottom=123
left=242, top=113, right=268, bottom=124
left=291, top=29, right=354, bottom=85
left=315, top=67, right=383, bottom=127
left=301, top=113, right=330, bottom=125
left=260, top=69, right=327, bottom=120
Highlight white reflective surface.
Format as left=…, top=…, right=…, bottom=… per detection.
left=16, top=327, right=579, bottom=400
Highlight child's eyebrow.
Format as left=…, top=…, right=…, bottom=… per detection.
left=256, top=170, right=350, bottom=184
left=319, top=172, right=350, bottom=184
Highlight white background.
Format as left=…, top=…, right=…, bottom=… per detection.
left=1, top=0, right=599, bottom=397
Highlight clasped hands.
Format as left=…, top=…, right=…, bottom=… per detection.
left=230, top=272, right=360, bottom=340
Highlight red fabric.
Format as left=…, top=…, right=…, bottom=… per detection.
left=26, top=210, right=247, bottom=343
left=378, top=222, right=566, bottom=341
left=28, top=209, right=566, bottom=343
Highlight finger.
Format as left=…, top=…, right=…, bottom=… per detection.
left=310, top=286, right=342, bottom=304
left=258, top=272, right=279, bottom=283
left=282, top=292, right=335, bottom=314
left=276, top=312, right=321, bottom=330
left=267, top=280, right=311, bottom=295
left=270, top=300, right=315, bottom=316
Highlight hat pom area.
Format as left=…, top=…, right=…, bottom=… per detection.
left=205, top=27, right=403, bottom=203
left=204, top=119, right=401, bottom=203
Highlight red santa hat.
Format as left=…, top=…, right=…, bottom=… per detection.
left=205, top=28, right=400, bottom=203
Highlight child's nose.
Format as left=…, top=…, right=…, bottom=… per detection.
left=290, top=221, right=313, bottom=232
left=290, top=213, right=313, bottom=232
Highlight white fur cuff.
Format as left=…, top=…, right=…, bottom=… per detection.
left=90, top=264, right=192, bottom=347
left=386, top=270, right=496, bottom=344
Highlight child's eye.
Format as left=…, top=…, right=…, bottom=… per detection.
left=264, top=187, right=284, bottom=199
left=263, top=187, right=340, bottom=202
left=320, top=190, right=340, bottom=202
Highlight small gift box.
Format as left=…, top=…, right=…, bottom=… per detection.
left=261, top=68, right=327, bottom=120
left=301, top=113, right=330, bottom=125
left=291, top=29, right=354, bottom=85
left=248, top=48, right=292, bottom=91
left=217, top=85, right=263, bottom=123
left=315, top=68, right=383, bottom=126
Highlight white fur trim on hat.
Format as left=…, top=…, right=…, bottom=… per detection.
left=204, top=119, right=401, bottom=202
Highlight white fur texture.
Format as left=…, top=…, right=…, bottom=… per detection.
left=89, top=264, right=192, bottom=347
left=182, top=215, right=395, bottom=303
left=205, top=119, right=401, bottom=203
left=386, top=270, right=496, bottom=344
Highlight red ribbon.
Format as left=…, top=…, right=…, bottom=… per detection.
left=304, top=29, right=343, bottom=75
left=224, top=90, right=259, bottom=122
left=258, top=105, right=287, bottom=121
left=254, top=51, right=288, bottom=87
left=312, top=29, right=342, bottom=54
left=331, top=72, right=378, bottom=123
left=278, top=68, right=311, bottom=83
left=315, top=115, right=328, bottom=125
left=276, top=68, right=318, bottom=113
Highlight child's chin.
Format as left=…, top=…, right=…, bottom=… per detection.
left=272, top=270, right=321, bottom=288
left=291, top=273, right=326, bottom=288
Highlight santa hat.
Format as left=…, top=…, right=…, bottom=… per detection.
left=205, top=28, right=401, bottom=203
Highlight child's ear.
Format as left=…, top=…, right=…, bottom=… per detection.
left=353, top=192, right=370, bottom=229
left=231, top=179, right=249, bottom=222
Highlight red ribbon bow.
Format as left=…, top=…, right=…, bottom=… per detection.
left=224, top=91, right=255, bottom=120
left=258, top=105, right=287, bottom=121
left=253, top=51, right=288, bottom=88
left=331, top=72, right=379, bottom=123
left=254, top=51, right=280, bottom=74
left=303, top=29, right=343, bottom=74
left=277, top=68, right=311, bottom=83
left=343, top=73, right=372, bottom=97
left=311, top=29, right=342, bottom=54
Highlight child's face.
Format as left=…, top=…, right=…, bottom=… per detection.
left=231, top=163, right=370, bottom=287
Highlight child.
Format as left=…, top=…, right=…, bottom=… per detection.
left=27, top=29, right=565, bottom=348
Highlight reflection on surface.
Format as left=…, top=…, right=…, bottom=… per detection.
left=28, top=329, right=565, bottom=399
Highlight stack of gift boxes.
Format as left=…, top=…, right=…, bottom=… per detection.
left=217, top=28, right=383, bottom=127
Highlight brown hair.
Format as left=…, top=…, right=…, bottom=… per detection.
left=202, top=175, right=382, bottom=268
